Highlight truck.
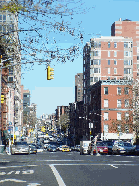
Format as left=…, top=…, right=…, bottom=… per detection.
left=80, top=140, right=91, bottom=155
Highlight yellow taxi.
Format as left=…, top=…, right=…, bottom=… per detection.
left=62, top=145, right=70, bottom=152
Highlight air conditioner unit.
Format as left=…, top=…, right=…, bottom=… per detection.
left=8, top=76, right=14, bottom=82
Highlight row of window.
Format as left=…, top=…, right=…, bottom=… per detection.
left=90, top=60, right=133, bottom=66
left=104, top=112, right=129, bottom=121
left=104, top=87, right=129, bottom=95
left=92, top=51, right=132, bottom=57
left=104, top=99, right=129, bottom=108
left=91, top=41, right=132, bottom=49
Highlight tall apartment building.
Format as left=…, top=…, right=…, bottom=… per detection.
left=111, top=18, right=139, bottom=79
left=75, top=73, right=83, bottom=102
left=0, top=1, right=21, bottom=139
left=82, top=19, right=139, bottom=141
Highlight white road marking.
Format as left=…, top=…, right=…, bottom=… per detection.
left=113, top=161, right=133, bottom=162
left=22, top=170, right=34, bottom=174
left=27, top=183, right=41, bottom=186
left=15, top=171, right=20, bottom=174
left=110, top=165, right=118, bottom=168
left=49, top=164, right=66, bottom=186
left=0, top=165, right=38, bottom=169
left=38, top=160, right=84, bottom=161
left=0, top=179, right=27, bottom=183
left=48, top=163, right=138, bottom=166
left=7, top=171, right=14, bottom=175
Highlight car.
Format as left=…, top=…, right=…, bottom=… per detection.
left=29, top=144, right=37, bottom=154
left=57, top=145, right=63, bottom=151
left=112, top=142, right=135, bottom=155
left=103, top=141, right=114, bottom=155
left=62, top=145, right=70, bottom=152
left=44, top=143, right=49, bottom=149
left=134, top=145, right=139, bottom=156
left=88, top=141, right=108, bottom=155
left=49, top=136, right=54, bottom=141
left=75, top=145, right=80, bottom=151
left=49, top=145, right=57, bottom=152
left=11, top=141, right=30, bottom=155
left=36, top=144, right=44, bottom=152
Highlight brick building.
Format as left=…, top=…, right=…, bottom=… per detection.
left=89, top=80, right=133, bottom=140
left=82, top=19, right=139, bottom=141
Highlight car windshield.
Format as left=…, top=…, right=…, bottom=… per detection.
left=124, top=143, right=132, bottom=147
left=96, top=142, right=105, bottom=146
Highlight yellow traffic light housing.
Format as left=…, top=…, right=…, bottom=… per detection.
left=47, top=66, right=54, bottom=80
left=1, top=94, right=4, bottom=103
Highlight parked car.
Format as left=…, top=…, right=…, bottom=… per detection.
left=44, top=143, right=49, bottom=149
left=29, top=144, right=37, bottom=154
left=134, top=145, right=139, bottom=156
left=11, top=141, right=30, bottom=155
left=75, top=145, right=80, bottom=152
left=103, top=141, right=114, bottom=155
left=62, top=145, right=70, bottom=152
left=112, top=142, right=135, bottom=155
left=88, top=141, right=108, bottom=155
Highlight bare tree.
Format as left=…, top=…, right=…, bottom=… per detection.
left=0, top=0, right=95, bottom=70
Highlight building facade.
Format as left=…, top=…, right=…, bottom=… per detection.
left=75, top=73, right=83, bottom=102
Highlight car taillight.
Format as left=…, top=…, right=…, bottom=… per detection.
left=104, top=148, right=108, bottom=150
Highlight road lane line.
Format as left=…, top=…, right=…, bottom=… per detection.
left=38, top=160, right=84, bottom=161
left=48, top=163, right=138, bottom=166
left=0, top=165, right=38, bottom=169
left=49, top=164, right=66, bottom=186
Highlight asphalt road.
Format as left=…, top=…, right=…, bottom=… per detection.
left=0, top=151, right=139, bottom=186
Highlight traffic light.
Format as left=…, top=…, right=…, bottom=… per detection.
left=1, top=94, right=4, bottom=104
left=47, top=66, right=54, bottom=80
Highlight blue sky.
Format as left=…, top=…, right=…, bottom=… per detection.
left=20, top=0, right=139, bottom=117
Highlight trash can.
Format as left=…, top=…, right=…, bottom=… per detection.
left=0, top=145, right=5, bottom=153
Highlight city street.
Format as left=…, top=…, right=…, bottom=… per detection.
left=0, top=151, right=139, bottom=186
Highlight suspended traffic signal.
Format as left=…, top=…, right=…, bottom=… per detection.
left=1, top=94, right=4, bottom=103
left=47, top=66, right=54, bottom=80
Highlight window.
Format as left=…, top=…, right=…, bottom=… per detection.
left=90, top=60, right=93, bottom=65
left=124, top=87, right=129, bottom=95
left=117, top=113, right=121, bottom=120
left=124, top=51, right=129, bottom=56
left=94, top=68, right=100, bottom=73
left=117, top=87, right=121, bottom=95
left=104, top=100, right=108, bottom=107
left=124, top=68, right=132, bottom=74
left=114, top=42, right=117, bottom=48
left=93, top=59, right=101, bottom=65
left=108, top=51, right=110, bottom=57
left=104, top=87, right=108, bottom=95
left=114, top=60, right=117, bottom=65
left=125, top=99, right=129, bottom=107
left=93, top=51, right=100, bottom=56
left=108, top=68, right=110, bottom=74
left=114, top=68, right=117, bottom=74
left=104, top=112, right=108, bottom=120
left=125, top=125, right=129, bottom=133
left=92, top=41, right=101, bottom=48
left=90, top=77, right=93, bottom=82
left=114, top=51, right=117, bottom=57
left=90, top=68, right=93, bottom=74
left=108, top=42, right=110, bottom=48
left=108, top=60, right=110, bottom=65
left=124, top=60, right=132, bottom=65
left=117, top=125, right=121, bottom=132
left=125, top=113, right=129, bottom=120
left=104, top=125, right=108, bottom=133
left=124, top=42, right=128, bottom=48
left=117, top=100, right=121, bottom=107
left=94, top=77, right=98, bottom=82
